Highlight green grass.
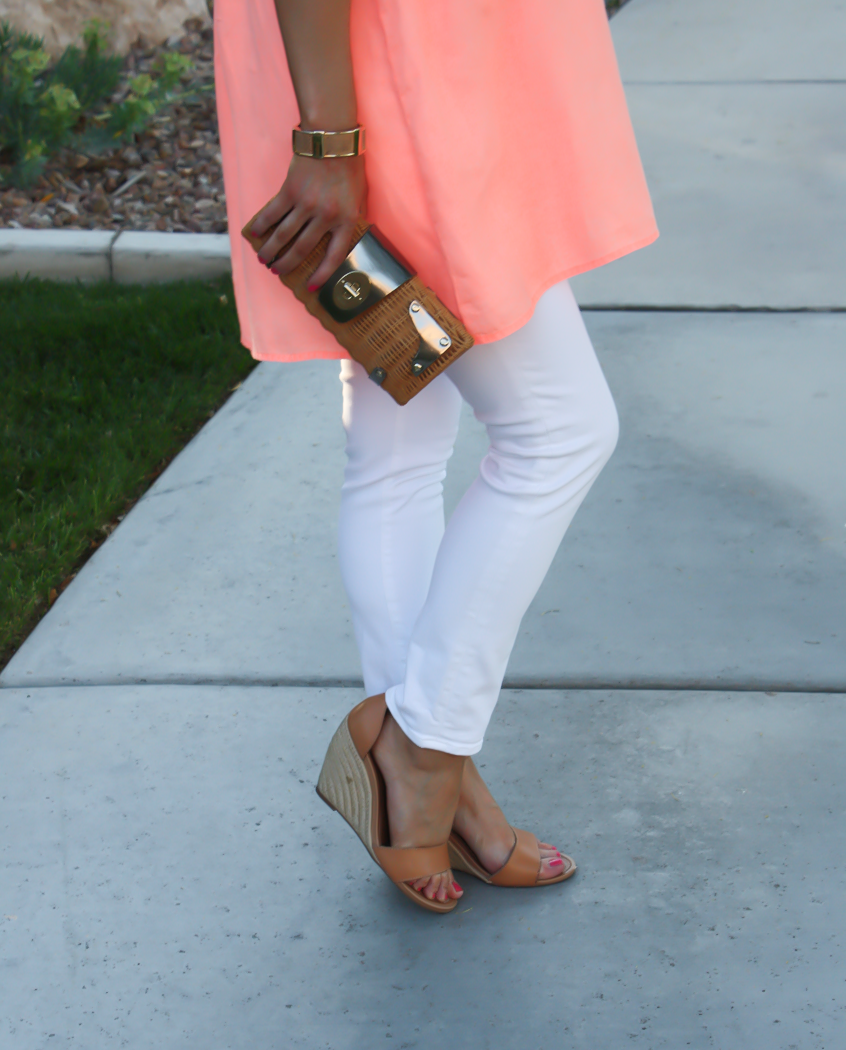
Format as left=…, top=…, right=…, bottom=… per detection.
left=0, top=275, right=256, bottom=671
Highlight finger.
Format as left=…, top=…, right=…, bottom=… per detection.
left=256, top=205, right=306, bottom=266
left=307, top=221, right=358, bottom=290
left=249, top=188, right=293, bottom=239
left=269, top=216, right=330, bottom=277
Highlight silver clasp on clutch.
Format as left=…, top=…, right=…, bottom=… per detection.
left=408, top=301, right=451, bottom=374
left=318, top=228, right=414, bottom=323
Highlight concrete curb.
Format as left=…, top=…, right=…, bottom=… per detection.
left=0, top=228, right=231, bottom=284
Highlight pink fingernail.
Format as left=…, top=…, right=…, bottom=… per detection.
left=549, top=858, right=564, bottom=867
left=307, top=283, right=319, bottom=292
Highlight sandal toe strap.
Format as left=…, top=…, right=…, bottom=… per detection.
left=490, top=827, right=542, bottom=887
left=373, top=843, right=451, bottom=884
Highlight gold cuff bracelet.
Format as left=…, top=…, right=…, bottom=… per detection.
left=292, top=126, right=366, bottom=159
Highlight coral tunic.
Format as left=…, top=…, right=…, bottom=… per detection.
left=214, top=0, right=657, bottom=362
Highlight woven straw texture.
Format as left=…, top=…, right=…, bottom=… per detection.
left=316, top=716, right=376, bottom=862
left=242, top=216, right=474, bottom=405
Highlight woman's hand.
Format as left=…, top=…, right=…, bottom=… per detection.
left=250, top=152, right=367, bottom=289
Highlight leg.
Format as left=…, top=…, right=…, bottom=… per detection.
left=387, top=280, right=618, bottom=876
left=388, top=279, right=618, bottom=752
left=338, top=360, right=466, bottom=901
left=338, top=357, right=463, bottom=694
left=336, top=280, right=617, bottom=895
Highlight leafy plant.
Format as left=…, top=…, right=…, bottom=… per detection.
left=50, top=19, right=123, bottom=112
left=0, top=19, right=193, bottom=188
left=0, top=26, right=78, bottom=186
left=80, top=51, right=193, bottom=153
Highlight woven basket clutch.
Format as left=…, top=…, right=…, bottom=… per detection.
left=241, top=213, right=474, bottom=405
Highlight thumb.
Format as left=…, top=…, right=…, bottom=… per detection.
left=308, top=223, right=358, bottom=290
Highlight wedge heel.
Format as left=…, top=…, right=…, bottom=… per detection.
left=316, top=715, right=376, bottom=860
left=314, top=694, right=459, bottom=913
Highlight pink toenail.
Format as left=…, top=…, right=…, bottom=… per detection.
left=452, top=881, right=463, bottom=893
left=549, top=858, right=564, bottom=867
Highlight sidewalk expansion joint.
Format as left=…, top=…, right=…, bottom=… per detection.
left=626, top=79, right=846, bottom=86
left=3, top=675, right=845, bottom=694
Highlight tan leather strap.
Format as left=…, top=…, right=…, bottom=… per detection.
left=489, top=827, right=542, bottom=887
left=347, top=693, right=387, bottom=759
left=373, top=843, right=451, bottom=884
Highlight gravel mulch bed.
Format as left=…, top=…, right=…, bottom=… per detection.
left=0, top=2, right=630, bottom=237
left=0, top=19, right=227, bottom=235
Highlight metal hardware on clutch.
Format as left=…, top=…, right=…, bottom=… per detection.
left=408, top=300, right=452, bottom=374
left=318, top=230, right=414, bottom=322
left=292, top=126, right=365, bottom=159
left=369, top=367, right=387, bottom=385
left=331, top=271, right=371, bottom=311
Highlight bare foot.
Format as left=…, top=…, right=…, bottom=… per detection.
left=370, top=712, right=466, bottom=904
left=452, top=759, right=567, bottom=881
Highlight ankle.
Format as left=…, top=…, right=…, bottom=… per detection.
left=457, top=793, right=500, bottom=824
left=374, top=713, right=464, bottom=779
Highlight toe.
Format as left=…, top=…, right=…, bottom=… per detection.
left=539, top=855, right=566, bottom=880
left=407, top=870, right=462, bottom=902
left=535, top=841, right=571, bottom=881
left=422, top=876, right=439, bottom=900
left=421, top=873, right=444, bottom=901
left=435, top=871, right=454, bottom=902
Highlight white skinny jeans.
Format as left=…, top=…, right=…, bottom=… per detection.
left=338, top=280, right=618, bottom=755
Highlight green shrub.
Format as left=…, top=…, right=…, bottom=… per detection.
left=0, top=19, right=193, bottom=188
left=49, top=19, right=123, bottom=112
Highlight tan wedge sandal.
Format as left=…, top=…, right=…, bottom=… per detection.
left=448, top=827, right=576, bottom=887
left=316, top=693, right=459, bottom=914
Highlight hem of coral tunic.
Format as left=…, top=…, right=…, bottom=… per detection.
left=237, top=230, right=658, bottom=363
left=214, top=0, right=659, bottom=364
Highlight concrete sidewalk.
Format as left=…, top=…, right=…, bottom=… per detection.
left=571, top=0, right=846, bottom=309
left=2, top=2, right=845, bottom=1048
left=5, top=311, right=845, bottom=692
left=3, top=684, right=843, bottom=1047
